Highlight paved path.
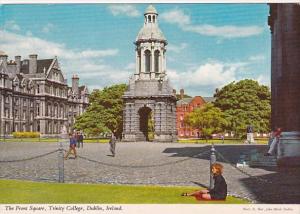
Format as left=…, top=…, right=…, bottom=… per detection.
left=0, top=141, right=299, bottom=203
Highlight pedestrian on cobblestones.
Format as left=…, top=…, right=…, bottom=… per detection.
left=109, top=132, right=116, bottom=157
left=78, top=131, right=84, bottom=148
left=181, top=163, right=227, bottom=201
left=64, top=133, right=77, bottom=160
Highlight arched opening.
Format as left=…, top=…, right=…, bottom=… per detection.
left=154, top=50, right=160, bottom=73
left=148, top=15, right=151, bottom=23
left=153, top=15, right=156, bottom=23
left=145, top=50, right=151, bottom=73
left=138, top=106, right=154, bottom=141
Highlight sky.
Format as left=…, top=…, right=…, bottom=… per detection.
left=0, top=3, right=271, bottom=96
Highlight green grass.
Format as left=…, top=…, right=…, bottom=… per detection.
left=0, top=180, right=249, bottom=204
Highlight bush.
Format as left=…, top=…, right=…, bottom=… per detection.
left=12, top=132, right=40, bottom=138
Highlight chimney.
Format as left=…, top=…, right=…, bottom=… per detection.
left=29, top=54, right=37, bottom=74
left=0, top=54, right=8, bottom=67
left=180, top=88, right=184, bottom=99
left=72, top=74, right=79, bottom=94
left=15, top=56, right=21, bottom=73
left=172, top=89, right=176, bottom=95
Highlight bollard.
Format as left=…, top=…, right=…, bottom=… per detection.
left=210, top=143, right=216, bottom=189
left=58, top=141, right=64, bottom=183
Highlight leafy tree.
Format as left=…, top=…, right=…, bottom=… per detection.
left=185, top=103, right=227, bottom=142
left=74, top=84, right=127, bottom=138
left=213, top=79, right=271, bottom=138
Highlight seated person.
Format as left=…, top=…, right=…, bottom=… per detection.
left=181, top=163, right=227, bottom=200
left=265, top=128, right=282, bottom=156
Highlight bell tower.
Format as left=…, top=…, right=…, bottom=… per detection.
left=134, top=5, right=167, bottom=80
left=122, top=5, right=177, bottom=142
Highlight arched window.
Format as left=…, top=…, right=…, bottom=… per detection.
left=153, top=15, right=155, bottom=23
left=148, top=15, right=151, bottom=23
left=145, top=50, right=151, bottom=73
left=154, top=50, right=160, bottom=72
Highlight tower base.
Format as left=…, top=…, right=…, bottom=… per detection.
left=277, top=131, right=300, bottom=167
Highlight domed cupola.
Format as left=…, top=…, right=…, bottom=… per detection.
left=134, top=5, right=167, bottom=80
left=136, top=5, right=167, bottom=44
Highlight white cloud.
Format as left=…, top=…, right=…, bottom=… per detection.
left=257, top=74, right=270, bottom=86
left=168, top=60, right=249, bottom=96
left=183, top=24, right=263, bottom=38
left=108, top=5, right=140, bottom=17
left=160, top=9, right=191, bottom=26
left=168, top=43, right=188, bottom=53
left=42, top=23, right=54, bottom=33
left=161, top=9, right=264, bottom=38
left=249, top=54, right=266, bottom=61
left=4, top=20, right=21, bottom=31
left=0, top=30, right=124, bottom=90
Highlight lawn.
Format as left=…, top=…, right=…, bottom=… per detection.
left=0, top=180, right=249, bottom=204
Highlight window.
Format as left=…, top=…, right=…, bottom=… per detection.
left=145, top=50, right=151, bottom=73
left=148, top=15, right=151, bottom=23
left=154, top=50, right=159, bottom=73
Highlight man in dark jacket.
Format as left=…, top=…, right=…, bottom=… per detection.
left=109, top=132, right=116, bottom=157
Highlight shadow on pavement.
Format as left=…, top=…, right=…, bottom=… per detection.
left=163, top=144, right=300, bottom=203
left=240, top=167, right=300, bottom=203
left=163, top=144, right=269, bottom=167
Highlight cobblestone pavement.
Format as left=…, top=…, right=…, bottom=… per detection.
left=0, top=141, right=299, bottom=203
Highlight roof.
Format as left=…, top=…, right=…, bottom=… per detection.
left=136, top=25, right=166, bottom=42
left=20, top=59, right=53, bottom=74
left=144, top=5, right=157, bottom=14
left=202, top=97, right=216, bottom=103
left=37, top=59, right=53, bottom=73
left=176, top=97, right=193, bottom=106
left=136, top=6, right=166, bottom=42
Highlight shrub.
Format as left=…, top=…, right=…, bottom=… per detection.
left=12, top=132, right=40, bottom=138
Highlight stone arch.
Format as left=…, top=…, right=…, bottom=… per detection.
left=138, top=106, right=153, bottom=141
left=145, top=50, right=151, bottom=73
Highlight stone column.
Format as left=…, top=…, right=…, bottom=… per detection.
left=151, top=48, right=155, bottom=79
left=269, top=4, right=300, bottom=166
left=135, top=49, right=139, bottom=75
left=140, top=47, right=145, bottom=76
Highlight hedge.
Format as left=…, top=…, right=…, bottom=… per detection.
left=12, top=132, right=40, bottom=138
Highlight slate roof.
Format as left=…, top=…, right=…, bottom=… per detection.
left=20, top=59, right=53, bottom=74
left=176, top=97, right=193, bottom=106
left=202, top=97, right=216, bottom=103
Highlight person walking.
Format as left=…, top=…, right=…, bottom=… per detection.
left=64, top=133, right=77, bottom=160
left=78, top=132, right=84, bottom=148
left=109, top=132, right=116, bottom=157
left=181, top=163, right=227, bottom=200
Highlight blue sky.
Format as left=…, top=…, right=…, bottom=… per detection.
left=0, top=3, right=271, bottom=96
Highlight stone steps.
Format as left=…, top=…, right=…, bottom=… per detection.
left=249, top=153, right=277, bottom=167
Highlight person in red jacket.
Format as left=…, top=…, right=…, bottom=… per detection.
left=181, top=163, right=227, bottom=200
left=265, top=127, right=282, bottom=156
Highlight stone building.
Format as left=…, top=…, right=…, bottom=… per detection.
left=268, top=3, right=300, bottom=165
left=0, top=52, right=89, bottom=136
left=122, top=5, right=177, bottom=142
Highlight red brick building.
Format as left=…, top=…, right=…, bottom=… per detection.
left=177, top=95, right=214, bottom=138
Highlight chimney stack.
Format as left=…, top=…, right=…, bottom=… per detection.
left=72, top=74, right=79, bottom=95
left=0, top=54, right=8, bottom=67
left=15, top=56, right=21, bottom=73
left=180, top=88, right=184, bottom=99
left=29, top=54, right=37, bottom=74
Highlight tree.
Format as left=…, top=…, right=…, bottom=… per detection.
left=74, top=84, right=127, bottom=138
left=185, top=103, right=227, bottom=142
left=213, top=79, right=271, bottom=138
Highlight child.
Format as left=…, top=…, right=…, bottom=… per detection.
left=181, top=163, right=227, bottom=200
